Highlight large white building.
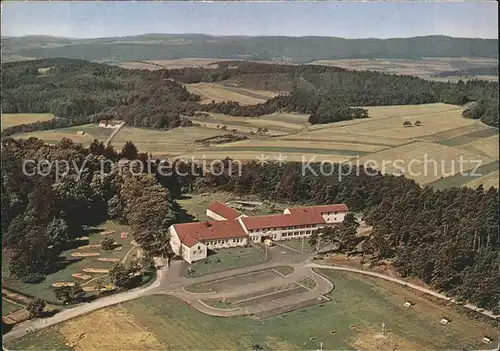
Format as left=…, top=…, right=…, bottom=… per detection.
left=169, top=202, right=348, bottom=263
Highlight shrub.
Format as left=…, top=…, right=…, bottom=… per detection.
left=22, top=273, right=45, bottom=284
left=101, top=236, right=115, bottom=251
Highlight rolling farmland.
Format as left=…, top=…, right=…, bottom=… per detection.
left=10, top=103, right=498, bottom=189
left=186, top=82, right=279, bottom=105
left=11, top=124, right=113, bottom=145
left=1, top=113, right=55, bottom=131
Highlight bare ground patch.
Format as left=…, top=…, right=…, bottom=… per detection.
left=58, top=306, right=164, bottom=350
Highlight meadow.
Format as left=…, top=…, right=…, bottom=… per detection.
left=186, top=82, right=279, bottom=105
left=1, top=113, right=54, bottom=131
left=309, top=57, right=499, bottom=82
left=9, top=103, right=498, bottom=189
left=2, top=221, right=137, bottom=303
left=11, top=124, right=113, bottom=145
left=7, top=269, right=496, bottom=350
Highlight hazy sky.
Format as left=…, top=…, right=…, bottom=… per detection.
left=2, top=1, right=498, bottom=39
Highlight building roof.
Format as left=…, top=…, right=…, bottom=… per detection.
left=207, top=201, right=242, bottom=220
left=287, top=204, right=349, bottom=215
left=173, top=219, right=247, bottom=247
left=241, top=211, right=325, bottom=230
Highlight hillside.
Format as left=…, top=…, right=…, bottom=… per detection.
left=2, top=34, right=498, bottom=63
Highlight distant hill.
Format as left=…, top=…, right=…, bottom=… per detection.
left=2, top=34, right=498, bottom=63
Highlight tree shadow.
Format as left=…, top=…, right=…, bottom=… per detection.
left=44, top=256, right=83, bottom=275
left=41, top=309, right=60, bottom=318
left=2, top=321, right=14, bottom=335
left=173, top=202, right=195, bottom=223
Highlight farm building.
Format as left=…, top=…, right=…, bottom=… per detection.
left=169, top=201, right=349, bottom=263
left=99, top=120, right=123, bottom=129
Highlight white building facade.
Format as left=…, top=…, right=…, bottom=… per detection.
left=169, top=202, right=349, bottom=263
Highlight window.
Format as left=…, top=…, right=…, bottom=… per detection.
left=334, top=212, right=338, bottom=215
left=197, top=245, right=201, bottom=250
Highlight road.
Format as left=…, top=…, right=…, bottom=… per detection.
left=4, top=251, right=498, bottom=343
left=2, top=265, right=167, bottom=343
left=307, top=263, right=499, bottom=320
left=103, top=122, right=125, bottom=147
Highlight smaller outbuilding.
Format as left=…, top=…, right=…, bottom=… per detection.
left=440, top=318, right=450, bottom=325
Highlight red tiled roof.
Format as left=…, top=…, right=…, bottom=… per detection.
left=173, top=219, right=247, bottom=247
left=207, top=201, right=242, bottom=220
left=241, top=212, right=325, bottom=230
left=287, top=204, right=349, bottom=215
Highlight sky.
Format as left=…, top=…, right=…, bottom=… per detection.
left=1, top=1, right=498, bottom=39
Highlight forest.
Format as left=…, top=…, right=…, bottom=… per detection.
left=4, top=34, right=498, bottom=62
left=2, top=137, right=498, bottom=312
left=1, top=138, right=178, bottom=285
left=2, top=58, right=499, bottom=132
left=1, top=58, right=200, bottom=133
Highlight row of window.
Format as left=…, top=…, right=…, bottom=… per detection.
left=249, top=224, right=319, bottom=233
left=206, top=238, right=245, bottom=246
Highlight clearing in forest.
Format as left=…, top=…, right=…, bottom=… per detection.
left=186, top=82, right=279, bottom=105
left=1, top=113, right=54, bottom=131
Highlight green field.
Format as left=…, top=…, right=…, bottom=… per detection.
left=7, top=269, right=495, bottom=350
left=2, top=221, right=134, bottom=302
left=437, top=128, right=499, bottom=146
left=428, top=160, right=499, bottom=190
left=2, top=299, right=23, bottom=316
left=188, top=246, right=268, bottom=277
left=279, top=238, right=317, bottom=253
left=12, top=123, right=113, bottom=145
left=207, top=145, right=370, bottom=156
left=1, top=113, right=55, bottom=131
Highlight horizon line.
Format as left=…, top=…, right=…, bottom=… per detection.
left=2, top=33, right=498, bottom=40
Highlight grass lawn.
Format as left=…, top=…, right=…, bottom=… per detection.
left=201, top=299, right=234, bottom=310
left=279, top=238, right=317, bottom=253
left=272, top=266, right=294, bottom=276
left=2, top=221, right=134, bottom=303
left=297, top=277, right=317, bottom=290
left=9, top=269, right=495, bottom=350
left=2, top=299, right=23, bottom=316
left=178, top=192, right=289, bottom=220
left=184, top=282, right=214, bottom=293
left=188, top=246, right=268, bottom=277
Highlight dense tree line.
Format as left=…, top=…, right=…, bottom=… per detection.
left=3, top=59, right=498, bottom=131
left=4, top=34, right=497, bottom=63
left=193, top=62, right=498, bottom=127
left=1, top=138, right=178, bottom=286
left=184, top=161, right=499, bottom=312
left=1, top=58, right=200, bottom=131
left=2, top=136, right=498, bottom=311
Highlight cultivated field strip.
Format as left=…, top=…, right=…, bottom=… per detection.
left=433, top=128, right=498, bottom=146
left=464, top=170, right=500, bottom=189
left=214, top=139, right=386, bottom=152
left=419, top=123, right=492, bottom=142
left=460, top=135, right=499, bottom=159
left=279, top=133, right=407, bottom=147
left=358, top=141, right=494, bottom=185
left=186, top=82, right=278, bottom=105
left=111, top=126, right=227, bottom=155
left=175, top=151, right=352, bottom=163
left=1, top=113, right=54, bottom=131
left=330, top=110, right=477, bottom=139
left=427, top=160, right=499, bottom=189
left=191, top=119, right=292, bottom=135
